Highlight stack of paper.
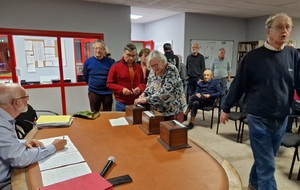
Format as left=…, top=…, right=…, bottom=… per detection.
left=38, top=136, right=92, bottom=187
left=36, top=115, right=73, bottom=128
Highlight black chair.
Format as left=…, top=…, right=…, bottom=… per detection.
left=281, top=132, right=300, bottom=180
left=15, top=104, right=58, bottom=139
left=216, top=94, right=246, bottom=143
left=239, top=118, right=248, bottom=143
left=199, top=95, right=222, bottom=129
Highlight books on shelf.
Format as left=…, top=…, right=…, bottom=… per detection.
left=36, top=115, right=73, bottom=128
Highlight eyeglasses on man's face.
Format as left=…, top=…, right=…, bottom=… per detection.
left=124, top=51, right=136, bottom=59
left=271, top=25, right=293, bottom=32
left=14, top=94, right=29, bottom=101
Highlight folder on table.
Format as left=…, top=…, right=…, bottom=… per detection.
left=36, top=115, right=73, bottom=128
left=37, top=172, right=113, bottom=190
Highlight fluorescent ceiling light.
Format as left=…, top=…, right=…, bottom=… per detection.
left=130, top=14, right=143, bottom=19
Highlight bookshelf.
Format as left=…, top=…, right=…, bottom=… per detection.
left=237, top=40, right=264, bottom=67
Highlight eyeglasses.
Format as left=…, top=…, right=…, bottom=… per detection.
left=125, top=52, right=136, bottom=58
left=271, top=25, right=293, bottom=32
left=14, top=94, right=29, bottom=101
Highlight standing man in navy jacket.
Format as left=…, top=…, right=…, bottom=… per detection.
left=220, top=13, right=300, bottom=190
left=83, top=39, right=115, bottom=112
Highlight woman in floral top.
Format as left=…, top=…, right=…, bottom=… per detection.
left=134, top=50, right=186, bottom=122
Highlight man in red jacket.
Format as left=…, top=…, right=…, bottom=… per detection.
left=107, top=43, right=146, bottom=111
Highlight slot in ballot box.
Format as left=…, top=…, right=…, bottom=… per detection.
left=158, top=120, right=191, bottom=151
left=125, top=104, right=146, bottom=124
left=140, top=110, right=164, bottom=135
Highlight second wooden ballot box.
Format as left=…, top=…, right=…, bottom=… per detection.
left=157, top=120, right=191, bottom=151
left=125, top=104, right=146, bottom=124
left=140, top=110, right=164, bottom=135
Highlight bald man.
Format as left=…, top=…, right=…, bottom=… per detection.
left=0, top=83, right=66, bottom=189
left=184, top=70, right=222, bottom=129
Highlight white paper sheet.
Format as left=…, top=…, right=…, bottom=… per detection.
left=41, top=162, right=92, bottom=186
left=109, top=117, right=129, bottom=126
left=39, top=151, right=85, bottom=171
left=39, top=135, right=78, bottom=155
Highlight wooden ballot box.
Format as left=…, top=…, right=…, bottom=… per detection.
left=158, top=120, right=191, bottom=151
left=140, top=110, right=164, bottom=135
left=125, top=105, right=146, bottom=124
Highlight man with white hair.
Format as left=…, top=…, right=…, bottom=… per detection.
left=0, top=83, right=66, bottom=190
left=221, top=13, right=300, bottom=190
left=184, top=69, right=222, bottom=129
left=186, top=43, right=206, bottom=100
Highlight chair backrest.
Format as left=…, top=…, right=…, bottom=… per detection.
left=237, top=94, right=246, bottom=116
left=15, top=104, right=37, bottom=134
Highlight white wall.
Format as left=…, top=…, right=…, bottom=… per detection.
left=144, top=14, right=185, bottom=57
left=131, top=24, right=146, bottom=41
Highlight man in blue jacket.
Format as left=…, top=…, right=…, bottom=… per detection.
left=83, top=39, right=115, bottom=112
left=184, top=69, right=222, bottom=129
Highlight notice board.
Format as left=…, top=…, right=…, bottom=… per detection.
left=190, top=40, right=234, bottom=69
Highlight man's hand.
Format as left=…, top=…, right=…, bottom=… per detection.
left=132, top=87, right=140, bottom=95
left=220, top=112, right=229, bottom=124
left=25, top=139, right=44, bottom=148
left=51, top=139, right=67, bottom=152
left=122, top=87, right=133, bottom=95
left=203, top=94, right=210, bottom=99
left=196, top=93, right=201, bottom=98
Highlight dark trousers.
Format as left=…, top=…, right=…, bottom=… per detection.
left=88, top=92, right=112, bottom=112
left=187, top=77, right=200, bottom=96
left=188, top=95, right=213, bottom=117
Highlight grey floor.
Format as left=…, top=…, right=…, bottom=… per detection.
left=184, top=109, right=300, bottom=190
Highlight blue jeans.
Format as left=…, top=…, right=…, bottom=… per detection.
left=247, top=114, right=287, bottom=190
left=115, top=101, right=126, bottom=111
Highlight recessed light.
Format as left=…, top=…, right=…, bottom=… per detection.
left=130, top=14, right=143, bottom=19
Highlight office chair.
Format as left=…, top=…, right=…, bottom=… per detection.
left=198, top=95, right=222, bottom=129
left=239, top=118, right=248, bottom=143
left=216, top=94, right=246, bottom=143
left=281, top=132, right=300, bottom=180
left=15, top=104, right=58, bottom=139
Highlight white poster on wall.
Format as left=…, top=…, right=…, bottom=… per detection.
left=190, top=40, right=234, bottom=70
left=154, top=40, right=173, bottom=53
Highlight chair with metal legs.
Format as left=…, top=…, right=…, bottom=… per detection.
left=281, top=132, right=300, bottom=180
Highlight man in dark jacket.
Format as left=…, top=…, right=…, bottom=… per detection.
left=186, top=42, right=206, bottom=100
left=184, top=69, right=221, bottom=129
left=163, top=43, right=179, bottom=70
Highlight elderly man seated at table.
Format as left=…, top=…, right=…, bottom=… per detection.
left=0, top=83, right=67, bottom=190
left=184, top=69, right=222, bottom=129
